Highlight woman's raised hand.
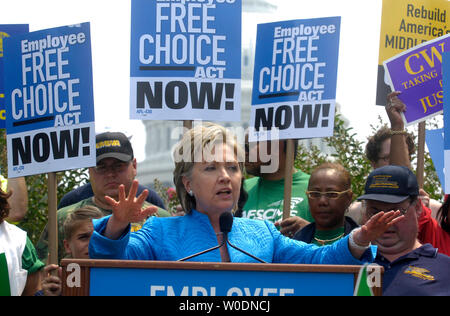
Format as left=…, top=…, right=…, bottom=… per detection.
left=104, top=180, right=158, bottom=239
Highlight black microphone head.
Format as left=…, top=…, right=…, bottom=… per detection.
left=219, top=212, right=233, bottom=234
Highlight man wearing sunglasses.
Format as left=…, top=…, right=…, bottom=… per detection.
left=36, top=132, right=170, bottom=263
left=357, top=165, right=450, bottom=296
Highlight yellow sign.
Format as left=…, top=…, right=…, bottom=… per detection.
left=376, top=0, right=449, bottom=105
left=379, top=0, right=449, bottom=63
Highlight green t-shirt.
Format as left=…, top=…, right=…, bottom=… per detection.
left=23, top=237, right=45, bottom=273
left=0, top=236, right=44, bottom=296
left=36, top=197, right=171, bottom=263
left=242, top=170, right=313, bottom=223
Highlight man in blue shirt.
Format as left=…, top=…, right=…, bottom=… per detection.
left=358, top=165, right=450, bottom=296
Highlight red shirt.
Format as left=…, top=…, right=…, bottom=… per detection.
left=418, top=204, right=450, bottom=257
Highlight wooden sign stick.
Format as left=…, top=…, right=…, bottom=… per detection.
left=47, top=172, right=58, bottom=270
left=282, top=139, right=295, bottom=220
left=416, top=122, right=425, bottom=188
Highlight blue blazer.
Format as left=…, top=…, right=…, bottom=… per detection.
left=89, top=210, right=373, bottom=265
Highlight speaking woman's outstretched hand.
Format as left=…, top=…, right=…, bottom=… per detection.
left=349, top=210, right=405, bottom=259
left=103, top=180, right=158, bottom=239
left=357, top=210, right=404, bottom=244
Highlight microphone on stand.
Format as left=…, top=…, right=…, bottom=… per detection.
left=219, top=212, right=267, bottom=263
left=177, top=213, right=229, bottom=262
left=178, top=212, right=267, bottom=263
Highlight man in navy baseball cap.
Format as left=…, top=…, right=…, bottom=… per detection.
left=57, top=132, right=166, bottom=211
left=358, top=165, right=450, bottom=296
left=95, top=132, right=134, bottom=163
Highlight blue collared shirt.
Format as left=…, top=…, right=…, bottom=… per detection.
left=375, top=244, right=450, bottom=296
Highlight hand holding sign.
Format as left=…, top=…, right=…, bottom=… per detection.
left=385, top=91, right=406, bottom=131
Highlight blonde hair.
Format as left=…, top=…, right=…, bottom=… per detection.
left=172, top=123, right=244, bottom=214
left=64, top=205, right=103, bottom=240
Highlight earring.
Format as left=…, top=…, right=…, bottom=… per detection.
left=188, top=190, right=194, bottom=197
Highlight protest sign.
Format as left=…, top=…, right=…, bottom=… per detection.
left=130, top=0, right=241, bottom=121
left=3, top=23, right=96, bottom=178
left=376, top=0, right=449, bottom=106
left=249, top=16, right=340, bottom=141
left=0, top=24, right=29, bottom=129
left=425, top=128, right=445, bottom=191
left=384, top=34, right=449, bottom=126
left=443, top=52, right=450, bottom=193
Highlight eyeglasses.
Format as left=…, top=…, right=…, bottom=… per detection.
left=306, top=189, right=351, bottom=200
left=365, top=199, right=416, bottom=219
left=93, top=161, right=131, bottom=174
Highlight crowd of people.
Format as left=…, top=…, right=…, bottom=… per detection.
left=1, top=93, right=449, bottom=296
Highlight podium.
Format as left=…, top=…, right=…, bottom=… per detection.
left=61, top=259, right=383, bottom=296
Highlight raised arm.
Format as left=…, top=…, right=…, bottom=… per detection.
left=385, top=91, right=412, bottom=169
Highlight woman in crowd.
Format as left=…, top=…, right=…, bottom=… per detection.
left=294, top=163, right=359, bottom=246
left=0, top=188, right=44, bottom=296
left=89, top=123, right=403, bottom=264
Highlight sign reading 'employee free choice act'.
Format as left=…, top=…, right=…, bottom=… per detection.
left=130, top=0, right=241, bottom=122
left=3, top=23, right=96, bottom=178
left=249, top=16, right=341, bottom=141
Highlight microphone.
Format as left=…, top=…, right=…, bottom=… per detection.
left=219, top=211, right=233, bottom=234
left=220, top=212, right=267, bottom=263
left=177, top=212, right=229, bottom=262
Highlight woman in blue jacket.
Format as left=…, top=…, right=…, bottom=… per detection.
left=89, top=123, right=403, bottom=264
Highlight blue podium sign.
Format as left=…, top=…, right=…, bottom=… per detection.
left=91, top=266, right=352, bottom=296
left=61, top=260, right=383, bottom=297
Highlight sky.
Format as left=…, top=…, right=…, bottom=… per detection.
left=0, top=0, right=392, bottom=162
